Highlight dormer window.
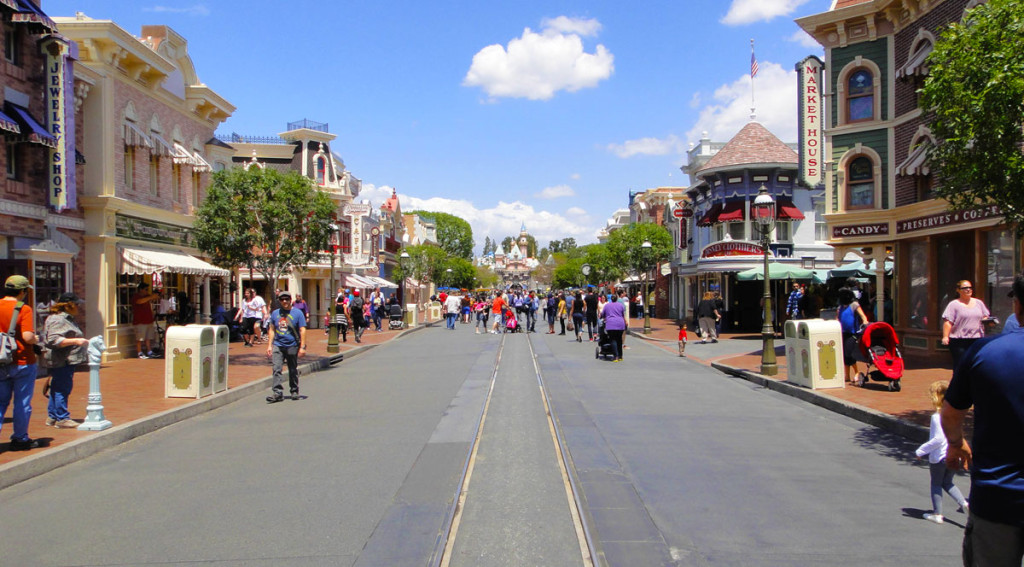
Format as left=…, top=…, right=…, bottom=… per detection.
left=315, top=155, right=327, bottom=185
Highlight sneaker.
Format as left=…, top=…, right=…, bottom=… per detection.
left=266, top=393, right=284, bottom=403
left=923, top=513, right=944, bottom=524
left=711, top=339, right=718, bottom=343
left=45, top=417, right=56, bottom=426
left=54, top=418, right=79, bottom=429
left=10, top=438, right=40, bottom=451
left=147, top=351, right=156, bottom=358
left=958, top=502, right=969, bottom=514
left=138, top=352, right=149, bottom=359
left=291, top=392, right=300, bottom=401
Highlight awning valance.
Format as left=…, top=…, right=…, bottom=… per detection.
left=118, top=246, right=230, bottom=277
left=696, top=203, right=722, bottom=227
left=172, top=142, right=197, bottom=166
left=0, top=0, right=20, bottom=11
left=11, top=0, right=57, bottom=34
left=123, top=121, right=152, bottom=148
left=5, top=102, right=56, bottom=147
left=897, top=41, right=932, bottom=79
left=365, top=276, right=398, bottom=288
left=191, top=150, right=212, bottom=172
left=150, top=132, right=173, bottom=156
left=0, top=107, right=20, bottom=134
left=897, top=143, right=930, bottom=176
left=717, top=201, right=746, bottom=223
left=776, top=198, right=806, bottom=220
left=340, top=273, right=377, bottom=289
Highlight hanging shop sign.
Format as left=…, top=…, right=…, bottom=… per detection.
left=679, top=219, right=688, bottom=249
left=832, top=222, right=890, bottom=239
left=700, top=240, right=765, bottom=259
left=116, top=214, right=194, bottom=247
left=896, top=205, right=1001, bottom=234
left=796, top=55, right=824, bottom=188
left=45, top=38, right=78, bottom=211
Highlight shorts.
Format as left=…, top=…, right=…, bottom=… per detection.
left=134, top=324, right=155, bottom=341
left=243, top=317, right=260, bottom=334
left=842, top=332, right=858, bottom=366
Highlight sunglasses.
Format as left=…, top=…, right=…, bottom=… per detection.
left=960, top=287, right=973, bottom=291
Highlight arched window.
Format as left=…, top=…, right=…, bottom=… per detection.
left=847, top=69, right=874, bottom=122
left=315, top=156, right=326, bottom=185
left=847, top=156, right=875, bottom=209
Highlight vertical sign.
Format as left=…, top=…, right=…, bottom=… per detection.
left=679, top=219, right=687, bottom=249
left=45, top=38, right=77, bottom=211
left=797, top=55, right=824, bottom=188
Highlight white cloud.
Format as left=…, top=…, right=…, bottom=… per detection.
left=788, top=29, right=823, bottom=49
left=721, top=0, right=813, bottom=25
left=358, top=184, right=601, bottom=252
left=144, top=5, right=210, bottom=16
left=570, top=173, right=581, bottom=180
left=535, top=184, right=576, bottom=199
left=606, top=135, right=686, bottom=159
left=540, top=16, right=602, bottom=37
left=684, top=60, right=798, bottom=145
left=689, top=92, right=702, bottom=109
left=463, top=17, right=614, bottom=101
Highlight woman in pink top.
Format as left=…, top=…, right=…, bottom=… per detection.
left=941, top=279, right=991, bottom=368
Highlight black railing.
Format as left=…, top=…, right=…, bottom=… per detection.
left=286, top=119, right=328, bottom=133
left=214, top=132, right=289, bottom=145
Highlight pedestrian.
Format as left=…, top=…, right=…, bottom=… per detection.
left=570, top=291, right=585, bottom=343
left=838, top=287, right=870, bottom=385
left=334, top=293, right=349, bottom=342
left=787, top=283, right=803, bottom=320
left=265, top=291, right=307, bottom=403
left=556, top=292, right=567, bottom=335
left=618, top=289, right=630, bottom=350
left=473, top=295, right=488, bottom=334
left=545, top=293, right=557, bottom=334
left=0, top=275, right=40, bottom=450
left=41, top=293, right=89, bottom=429
left=490, top=292, right=506, bottom=334
left=526, top=291, right=539, bottom=333
left=349, top=290, right=366, bottom=343
left=371, top=288, right=384, bottom=331
left=915, top=380, right=969, bottom=524
left=678, top=322, right=688, bottom=357
left=585, top=288, right=599, bottom=341
left=600, top=293, right=626, bottom=362
left=940, top=280, right=992, bottom=370
left=235, top=288, right=267, bottom=347
left=634, top=290, right=643, bottom=320
left=131, top=282, right=160, bottom=358
left=444, top=292, right=461, bottom=330
left=695, top=291, right=720, bottom=343
left=713, top=292, right=725, bottom=336
left=940, top=272, right=1024, bottom=566
left=293, top=294, right=310, bottom=321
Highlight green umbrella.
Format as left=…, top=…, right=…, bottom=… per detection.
left=735, top=263, right=823, bottom=283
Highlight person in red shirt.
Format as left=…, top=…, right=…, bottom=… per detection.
left=131, top=282, right=160, bottom=358
left=490, top=293, right=506, bottom=334
left=0, top=275, right=40, bottom=450
left=678, top=323, right=688, bottom=357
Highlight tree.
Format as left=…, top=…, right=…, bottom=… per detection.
left=193, top=167, right=336, bottom=300
left=501, top=236, right=515, bottom=254
left=606, top=223, right=673, bottom=281
left=920, top=0, right=1024, bottom=228
left=482, top=236, right=494, bottom=256
left=475, top=264, right=499, bottom=288
left=559, top=237, right=577, bottom=252
left=548, top=239, right=562, bottom=254
left=409, top=211, right=474, bottom=260
left=579, top=243, right=622, bottom=285
left=552, top=258, right=586, bottom=289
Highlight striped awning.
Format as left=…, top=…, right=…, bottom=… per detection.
left=340, top=273, right=377, bottom=289
left=150, top=132, right=174, bottom=156
left=11, top=0, right=57, bottom=34
left=172, top=142, right=197, bottom=166
left=191, top=150, right=212, bottom=172
left=896, top=143, right=930, bottom=176
left=0, top=107, right=20, bottom=134
left=123, top=121, right=152, bottom=148
left=5, top=102, right=56, bottom=147
left=118, top=245, right=230, bottom=277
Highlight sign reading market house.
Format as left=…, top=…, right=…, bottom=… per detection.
left=700, top=240, right=765, bottom=259
left=896, top=204, right=1001, bottom=234
left=832, top=222, right=890, bottom=239
left=796, top=55, right=824, bottom=188
left=45, top=38, right=77, bottom=212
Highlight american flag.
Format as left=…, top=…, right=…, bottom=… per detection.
left=751, top=51, right=759, bottom=78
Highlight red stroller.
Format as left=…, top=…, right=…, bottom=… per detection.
left=855, top=322, right=904, bottom=391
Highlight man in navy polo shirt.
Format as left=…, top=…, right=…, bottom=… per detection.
left=942, top=273, right=1024, bottom=566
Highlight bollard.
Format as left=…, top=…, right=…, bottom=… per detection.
left=78, top=336, right=112, bottom=431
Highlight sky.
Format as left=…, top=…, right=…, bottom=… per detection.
left=44, top=0, right=831, bottom=254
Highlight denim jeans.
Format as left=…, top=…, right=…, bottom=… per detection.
left=445, top=313, right=456, bottom=329
left=929, top=460, right=966, bottom=515
left=47, top=365, right=76, bottom=421
left=0, top=363, right=37, bottom=442
left=271, top=345, right=299, bottom=396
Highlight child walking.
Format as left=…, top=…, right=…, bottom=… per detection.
left=678, top=322, right=688, bottom=357
left=915, top=380, right=969, bottom=524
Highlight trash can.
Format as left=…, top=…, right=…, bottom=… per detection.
left=429, top=301, right=441, bottom=322
left=405, top=303, right=418, bottom=327
left=165, top=325, right=215, bottom=398
left=190, top=324, right=229, bottom=393
left=784, top=319, right=805, bottom=384
left=788, top=319, right=843, bottom=389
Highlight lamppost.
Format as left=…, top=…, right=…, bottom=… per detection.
left=446, top=267, right=453, bottom=291
left=399, top=250, right=410, bottom=308
left=327, top=223, right=340, bottom=354
left=641, top=240, right=653, bottom=334
left=752, top=184, right=777, bottom=376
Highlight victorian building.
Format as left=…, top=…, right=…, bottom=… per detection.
left=629, top=187, right=685, bottom=319
left=54, top=14, right=234, bottom=360
left=796, top=0, right=1010, bottom=355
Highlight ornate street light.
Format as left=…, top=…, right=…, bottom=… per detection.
left=752, top=184, right=777, bottom=376
left=327, top=223, right=341, bottom=354
left=400, top=250, right=410, bottom=308
left=641, top=240, right=653, bottom=334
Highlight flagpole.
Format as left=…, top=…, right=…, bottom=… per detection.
left=750, top=38, right=757, bottom=120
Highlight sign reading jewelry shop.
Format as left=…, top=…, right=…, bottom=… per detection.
left=344, top=203, right=372, bottom=258
left=116, top=215, right=195, bottom=247
left=44, top=38, right=78, bottom=211
left=700, top=241, right=767, bottom=259
left=796, top=55, right=824, bottom=188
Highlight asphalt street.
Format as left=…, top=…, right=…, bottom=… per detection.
left=0, top=322, right=966, bottom=566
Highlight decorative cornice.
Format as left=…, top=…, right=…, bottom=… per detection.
left=47, top=213, right=86, bottom=231
left=0, top=198, right=46, bottom=220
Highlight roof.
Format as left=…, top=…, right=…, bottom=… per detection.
left=832, top=0, right=872, bottom=8
left=381, top=188, right=400, bottom=212
left=694, top=122, right=797, bottom=176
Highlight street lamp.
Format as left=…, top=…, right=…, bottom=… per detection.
left=641, top=240, right=653, bottom=335
left=446, top=267, right=453, bottom=290
left=327, top=223, right=340, bottom=354
left=752, top=184, right=777, bottom=376
left=399, top=250, right=410, bottom=309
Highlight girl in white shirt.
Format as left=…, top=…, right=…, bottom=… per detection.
left=915, top=380, right=969, bottom=524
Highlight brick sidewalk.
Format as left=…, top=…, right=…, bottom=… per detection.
left=0, top=324, right=406, bottom=466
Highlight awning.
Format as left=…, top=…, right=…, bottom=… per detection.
left=717, top=201, right=746, bottom=223
left=172, top=142, right=197, bottom=166
left=118, top=246, right=230, bottom=277
left=11, top=0, right=57, bottom=34
left=897, top=143, right=930, bottom=176
left=776, top=198, right=806, bottom=220
left=696, top=203, right=722, bottom=227
left=897, top=41, right=932, bottom=79
left=5, top=102, right=56, bottom=147
left=0, top=107, right=20, bottom=134
left=150, top=132, right=174, bottom=156
left=0, top=0, right=20, bottom=12
left=123, top=121, right=152, bottom=148
left=366, top=276, right=398, bottom=288
left=340, top=273, right=377, bottom=289
left=191, top=150, right=212, bottom=172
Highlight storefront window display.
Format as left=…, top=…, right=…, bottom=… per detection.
left=117, top=272, right=183, bottom=325
left=908, top=240, right=929, bottom=330
left=986, top=228, right=1016, bottom=330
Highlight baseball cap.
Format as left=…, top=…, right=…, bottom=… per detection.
left=4, top=275, right=32, bottom=290
left=58, top=292, right=84, bottom=303
left=278, top=291, right=292, bottom=300
left=353, top=290, right=360, bottom=296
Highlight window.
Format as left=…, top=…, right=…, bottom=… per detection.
left=315, top=156, right=326, bottom=185
left=847, top=69, right=874, bottom=122
left=775, top=221, right=792, bottom=242
left=150, top=155, right=159, bottom=195
left=172, top=164, right=181, bottom=201
left=846, top=156, right=875, bottom=209
left=814, top=201, right=828, bottom=241
left=726, top=222, right=745, bottom=241
left=6, top=141, right=17, bottom=180
left=191, top=171, right=200, bottom=208
left=124, top=145, right=135, bottom=190
left=916, top=174, right=934, bottom=202
left=34, top=262, right=65, bottom=326
left=714, top=224, right=724, bottom=242
left=4, top=24, right=19, bottom=65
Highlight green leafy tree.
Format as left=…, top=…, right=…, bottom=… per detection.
left=548, top=240, right=562, bottom=254
left=475, top=264, right=499, bottom=289
left=193, top=167, right=336, bottom=300
left=409, top=211, right=474, bottom=260
left=579, top=243, right=622, bottom=285
left=559, top=237, right=577, bottom=252
left=443, top=257, right=476, bottom=289
left=482, top=236, right=495, bottom=256
left=501, top=236, right=515, bottom=254
left=606, top=223, right=673, bottom=282
left=921, top=0, right=1024, bottom=227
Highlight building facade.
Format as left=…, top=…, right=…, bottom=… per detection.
left=796, top=0, right=1012, bottom=355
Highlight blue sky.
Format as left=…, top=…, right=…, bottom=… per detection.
left=44, top=0, right=830, bottom=253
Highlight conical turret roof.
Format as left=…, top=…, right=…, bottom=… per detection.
left=694, top=122, right=797, bottom=176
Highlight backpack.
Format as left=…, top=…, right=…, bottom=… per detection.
left=350, top=296, right=364, bottom=313
left=514, top=296, right=525, bottom=308
left=0, top=301, right=25, bottom=366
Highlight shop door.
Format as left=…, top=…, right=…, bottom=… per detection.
left=0, top=259, right=31, bottom=303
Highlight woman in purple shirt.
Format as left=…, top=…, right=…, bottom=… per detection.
left=601, top=295, right=627, bottom=362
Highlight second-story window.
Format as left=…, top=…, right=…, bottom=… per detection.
left=4, top=24, right=19, bottom=66
left=315, top=156, right=326, bottom=185
left=6, top=141, right=17, bottom=180
left=172, top=164, right=181, bottom=201
left=150, top=155, right=159, bottom=195
left=847, top=156, right=875, bottom=209
left=124, top=145, right=135, bottom=191
left=847, top=69, right=874, bottom=122
left=814, top=201, right=828, bottom=241
left=191, top=171, right=200, bottom=208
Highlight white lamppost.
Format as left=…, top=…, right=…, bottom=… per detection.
left=641, top=240, right=653, bottom=334
left=752, top=184, right=777, bottom=376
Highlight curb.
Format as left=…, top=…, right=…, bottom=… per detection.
left=0, top=324, right=429, bottom=492
left=711, top=361, right=928, bottom=443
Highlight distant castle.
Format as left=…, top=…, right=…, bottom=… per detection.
left=493, top=223, right=538, bottom=287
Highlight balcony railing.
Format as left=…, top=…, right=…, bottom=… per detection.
left=287, top=119, right=328, bottom=133
left=215, top=132, right=289, bottom=145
